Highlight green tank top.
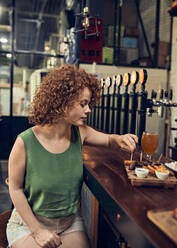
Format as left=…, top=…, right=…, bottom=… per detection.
left=19, top=125, right=83, bottom=218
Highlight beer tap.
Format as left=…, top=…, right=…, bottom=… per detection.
left=169, top=89, right=173, bottom=103
left=160, top=89, right=164, bottom=101
left=114, top=74, right=123, bottom=134
left=116, top=74, right=123, bottom=94
left=120, top=72, right=131, bottom=134
left=164, top=89, right=177, bottom=107
left=108, top=75, right=117, bottom=133
left=113, top=74, right=123, bottom=134
left=136, top=69, right=148, bottom=142
left=91, top=77, right=105, bottom=128
left=144, top=88, right=177, bottom=119
left=157, top=89, right=164, bottom=117
left=104, top=76, right=112, bottom=133
left=164, top=90, right=168, bottom=105
left=127, top=71, right=139, bottom=133
left=130, top=71, right=139, bottom=93
left=99, top=78, right=105, bottom=130
left=146, top=90, right=158, bottom=116
left=95, top=78, right=106, bottom=129
left=151, top=89, right=157, bottom=102
left=139, top=69, right=147, bottom=93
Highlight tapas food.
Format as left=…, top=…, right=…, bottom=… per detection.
left=143, top=164, right=174, bottom=177
left=173, top=207, right=177, bottom=220
left=124, top=159, right=175, bottom=180
left=124, top=160, right=136, bottom=170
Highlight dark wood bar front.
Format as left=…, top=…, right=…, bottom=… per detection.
left=83, top=145, right=177, bottom=248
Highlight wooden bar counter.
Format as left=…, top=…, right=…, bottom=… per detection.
left=82, top=145, right=177, bottom=248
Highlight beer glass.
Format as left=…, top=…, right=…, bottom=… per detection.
left=141, top=132, right=159, bottom=161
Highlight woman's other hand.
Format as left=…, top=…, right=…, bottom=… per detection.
left=32, top=227, right=62, bottom=248
left=109, top=134, right=138, bottom=152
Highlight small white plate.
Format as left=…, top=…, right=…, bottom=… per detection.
left=165, top=162, right=177, bottom=172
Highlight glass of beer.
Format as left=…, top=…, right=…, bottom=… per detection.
left=141, top=132, right=159, bottom=160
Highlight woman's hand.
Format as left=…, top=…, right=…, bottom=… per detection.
left=32, top=227, right=62, bottom=248
left=109, top=134, right=138, bottom=152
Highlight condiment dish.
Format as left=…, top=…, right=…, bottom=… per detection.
left=155, top=170, right=169, bottom=180
left=135, top=167, right=149, bottom=178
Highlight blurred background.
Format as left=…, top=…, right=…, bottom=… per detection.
left=0, top=0, right=176, bottom=159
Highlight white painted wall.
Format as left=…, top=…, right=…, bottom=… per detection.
left=169, top=17, right=177, bottom=148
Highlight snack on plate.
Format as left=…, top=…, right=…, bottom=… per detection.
left=124, top=160, right=136, bottom=170
left=147, top=165, right=156, bottom=175
left=173, top=207, right=177, bottom=219
left=145, top=164, right=174, bottom=176
left=169, top=170, right=175, bottom=176
left=155, top=164, right=174, bottom=176
left=155, top=164, right=167, bottom=172
left=124, top=160, right=136, bottom=165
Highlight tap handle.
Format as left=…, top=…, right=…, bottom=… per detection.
left=116, top=74, right=123, bottom=88
left=164, top=90, right=168, bottom=99
left=169, top=89, right=173, bottom=100
left=160, top=89, right=164, bottom=99
left=100, top=78, right=105, bottom=88
left=151, top=89, right=157, bottom=99
left=105, top=76, right=112, bottom=88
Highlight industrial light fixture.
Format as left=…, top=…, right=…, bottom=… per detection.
left=0, top=37, right=8, bottom=43
left=82, top=7, right=90, bottom=28
left=6, top=53, right=12, bottom=58
left=74, top=7, right=100, bottom=39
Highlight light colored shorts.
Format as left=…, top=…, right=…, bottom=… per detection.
left=6, top=208, right=85, bottom=247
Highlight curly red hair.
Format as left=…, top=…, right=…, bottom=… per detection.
left=29, top=64, right=101, bottom=125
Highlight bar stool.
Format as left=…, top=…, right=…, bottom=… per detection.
left=0, top=178, right=13, bottom=247
left=0, top=210, right=12, bottom=248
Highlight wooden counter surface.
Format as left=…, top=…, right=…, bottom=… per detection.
left=83, top=145, right=177, bottom=248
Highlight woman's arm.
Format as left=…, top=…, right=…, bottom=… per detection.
left=8, top=136, right=61, bottom=248
left=8, top=136, right=42, bottom=232
left=79, top=125, right=138, bottom=152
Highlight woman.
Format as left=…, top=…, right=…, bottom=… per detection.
left=7, top=64, right=138, bottom=248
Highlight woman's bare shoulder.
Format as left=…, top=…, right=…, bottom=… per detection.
left=9, top=136, right=25, bottom=161
left=13, top=136, right=25, bottom=148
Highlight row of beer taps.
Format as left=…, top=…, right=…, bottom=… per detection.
left=148, top=89, right=177, bottom=107
left=147, top=88, right=177, bottom=117
left=100, top=69, right=177, bottom=119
